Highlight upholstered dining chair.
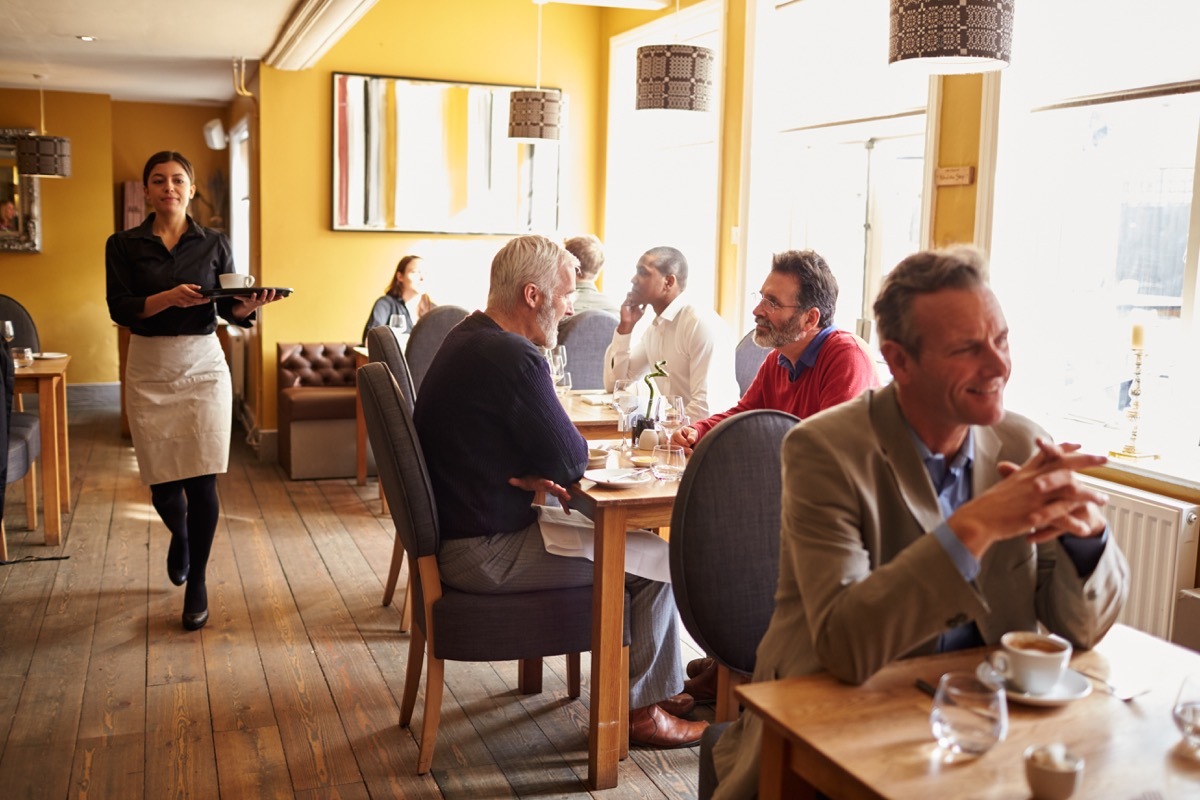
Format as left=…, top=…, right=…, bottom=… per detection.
left=358, top=361, right=629, bottom=774
left=366, top=324, right=416, bottom=630
left=405, top=304, right=469, bottom=396
left=669, top=409, right=797, bottom=723
left=0, top=294, right=40, bottom=354
left=734, top=329, right=771, bottom=396
left=557, top=309, right=618, bottom=390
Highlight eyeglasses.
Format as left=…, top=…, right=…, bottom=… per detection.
left=752, top=291, right=806, bottom=313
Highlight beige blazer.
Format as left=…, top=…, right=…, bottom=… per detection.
left=711, top=383, right=1129, bottom=800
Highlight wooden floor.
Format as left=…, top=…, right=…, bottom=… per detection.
left=0, top=391, right=708, bottom=799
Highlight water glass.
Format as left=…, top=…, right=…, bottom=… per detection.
left=388, top=313, right=409, bottom=333
left=612, top=379, right=640, bottom=433
left=929, top=671, right=1008, bottom=756
left=13, top=347, right=33, bottom=368
left=1173, top=673, right=1200, bottom=749
left=555, top=371, right=573, bottom=396
left=651, top=445, right=685, bottom=481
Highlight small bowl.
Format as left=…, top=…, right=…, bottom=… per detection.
left=587, top=448, right=608, bottom=469
left=629, top=455, right=657, bottom=468
left=1024, top=744, right=1083, bottom=800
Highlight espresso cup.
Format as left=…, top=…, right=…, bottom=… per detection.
left=988, top=632, right=1072, bottom=695
left=1024, top=744, right=1084, bottom=800
left=219, top=273, right=256, bottom=289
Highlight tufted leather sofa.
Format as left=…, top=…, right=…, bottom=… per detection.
left=277, top=342, right=374, bottom=480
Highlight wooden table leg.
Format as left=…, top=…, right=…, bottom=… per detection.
left=758, top=722, right=817, bottom=800
left=588, top=506, right=628, bottom=790
left=38, top=376, right=62, bottom=546
left=56, top=371, right=70, bottom=511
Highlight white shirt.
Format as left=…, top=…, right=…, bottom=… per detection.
left=602, top=292, right=740, bottom=421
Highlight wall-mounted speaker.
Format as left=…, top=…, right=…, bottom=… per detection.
left=203, top=118, right=228, bottom=150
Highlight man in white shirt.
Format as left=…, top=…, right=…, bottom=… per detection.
left=603, top=246, right=739, bottom=422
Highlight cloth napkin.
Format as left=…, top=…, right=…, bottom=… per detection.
left=537, top=505, right=671, bottom=584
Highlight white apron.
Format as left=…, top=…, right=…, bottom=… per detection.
left=126, top=333, right=232, bottom=485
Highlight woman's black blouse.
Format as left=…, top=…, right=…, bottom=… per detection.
left=106, top=214, right=255, bottom=336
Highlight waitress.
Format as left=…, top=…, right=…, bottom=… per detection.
left=106, top=150, right=281, bottom=631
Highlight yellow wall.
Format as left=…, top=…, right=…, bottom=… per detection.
left=932, top=74, right=983, bottom=248
left=254, top=0, right=603, bottom=428
left=0, top=90, right=114, bottom=384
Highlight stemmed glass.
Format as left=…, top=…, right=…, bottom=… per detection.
left=2, top=320, right=13, bottom=344
left=612, top=379, right=641, bottom=446
left=546, top=347, right=567, bottom=385
left=1173, top=673, right=1200, bottom=749
left=652, top=395, right=688, bottom=445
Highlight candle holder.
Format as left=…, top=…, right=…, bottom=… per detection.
left=1110, top=347, right=1159, bottom=462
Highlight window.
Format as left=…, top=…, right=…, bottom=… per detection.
left=741, top=0, right=930, bottom=343
left=604, top=0, right=723, bottom=311
left=988, top=0, right=1200, bottom=481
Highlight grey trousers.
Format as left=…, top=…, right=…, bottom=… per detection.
left=439, top=516, right=683, bottom=709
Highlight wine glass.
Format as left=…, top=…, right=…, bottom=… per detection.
left=652, top=395, right=688, bottom=445
left=546, top=348, right=566, bottom=384
left=552, top=345, right=568, bottom=372
left=929, top=671, right=1007, bottom=757
left=612, top=379, right=641, bottom=438
left=1173, top=673, right=1200, bottom=749
left=2, top=320, right=13, bottom=343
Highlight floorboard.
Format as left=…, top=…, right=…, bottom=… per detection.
left=0, top=395, right=709, bottom=799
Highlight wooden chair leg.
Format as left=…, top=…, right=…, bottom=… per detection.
left=566, top=652, right=581, bottom=698
left=382, top=534, right=404, bottom=606
left=716, top=666, right=747, bottom=723
left=23, top=463, right=37, bottom=531
left=400, top=625, right=425, bottom=728
left=517, top=658, right=544, bottom=695
left=417, top=650, right=444, bottom=774
left=0, top=519, right=8, bottom=562
left=399, top=580, right=412, bottom=633
left=620, top=644, right=630, bottom=760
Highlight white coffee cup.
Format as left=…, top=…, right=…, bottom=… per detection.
left=989, top=632, right=1072, bottom=695
left=219, top=273, right=256, bottom=290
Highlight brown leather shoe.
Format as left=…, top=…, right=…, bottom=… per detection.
left=657, top=692, right=695, bottom=717
left=686, top=656, right=714, bottom=678
left=683, top=657, right=719, bottom=704
left=629, top=704, right=709, bottom=749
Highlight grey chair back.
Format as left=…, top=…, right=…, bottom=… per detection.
left=669, top=409, right=798, bottom=676
left=0, top=295, right=40, bottom=353
left=359, top=362, right=438, bottom=633
left=734, top=329, right=771, bottom=396
left=406, top=305, right=469, bottom=395
left=557, top=309, right=618, bottom=390
left=366, top=325, right=416, bottom=413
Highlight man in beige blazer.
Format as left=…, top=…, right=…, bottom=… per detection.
left=708, top=247, right=1129, bottom=799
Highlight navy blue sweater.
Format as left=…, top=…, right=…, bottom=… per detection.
left=413, top=311, right=588, bottom=540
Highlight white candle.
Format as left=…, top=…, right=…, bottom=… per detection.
left=1131, top=324, right=1145, bottom=350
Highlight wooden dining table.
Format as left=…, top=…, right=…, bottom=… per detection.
left=559, top=391, right=623, bottom=442
left=566, top=465, right=680, bottom=790
left=13, top=354, right=71, bottom=546
left=737, top=623, right=1200, bottom=800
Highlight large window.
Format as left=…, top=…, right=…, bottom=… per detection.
left=988, top=0, right=1200, bottom=482
left=741, top=0, right=930, bottom=342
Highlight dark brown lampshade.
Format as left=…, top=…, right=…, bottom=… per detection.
left=16, top=135, right=72, bottom=178
left=636, top=43, right=715, bottom=111
left=508, top=89, right=562, bottom=141
left=889, top=0, right=1015, bottom=74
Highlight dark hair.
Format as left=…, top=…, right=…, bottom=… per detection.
left=142, top=151, right=195, bottom=186
left=873, top=246, right=989, bottom=355
left=770, top=250, right=839, bottom=329
left=643, top=246, right=689, bottom=289
left=564, top=234, right=605, bottom=279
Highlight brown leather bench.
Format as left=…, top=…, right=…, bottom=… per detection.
left=277, top=342, right=374, bottom=480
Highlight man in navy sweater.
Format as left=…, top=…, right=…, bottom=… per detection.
left=414, top=234, right=707, bottom=748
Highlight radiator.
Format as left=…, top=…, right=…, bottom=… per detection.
left=1080, top=476, right=1200, bottom=640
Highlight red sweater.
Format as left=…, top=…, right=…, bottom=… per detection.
left=691, top=329, right=880, bottom=440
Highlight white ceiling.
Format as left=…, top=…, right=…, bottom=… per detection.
left=0, top=0, right=300, bottom=106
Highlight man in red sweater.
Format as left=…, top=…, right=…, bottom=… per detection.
left=671, top=249, right=880, bottom=701
left=671, top=249, right=879, bottom=455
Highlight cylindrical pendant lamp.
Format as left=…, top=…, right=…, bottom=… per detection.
left=509, top=89, right=563, bottom=140
left=635, top=43, right=715, bottom=111
left=17, top=135, right=71, bottom=179
left=889, top=0, right=1015, bottom=74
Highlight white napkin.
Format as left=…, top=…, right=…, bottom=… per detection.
left=537, top=505, right=671, bottom=584
left=579, top=393, right=613, bottom=406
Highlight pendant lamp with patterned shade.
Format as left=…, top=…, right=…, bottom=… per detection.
left=16, top=76, right=71, bottom=179
left=889, top=0, right=1015, bottom=74
left=509, top=1, right=561, bottom=141
left=635, top=0, right=714, bottom=111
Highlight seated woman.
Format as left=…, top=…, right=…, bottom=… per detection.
left=362, top=254, right=435, bottom=342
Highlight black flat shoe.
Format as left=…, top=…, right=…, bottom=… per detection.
left=167, top=535, right=189, bottom=586
left=182, top=581, right=208, bottom=631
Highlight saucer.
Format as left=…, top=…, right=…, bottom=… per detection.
left=979, top=665, right=1092, bottom=707
left=583, top=468, right=653, bottom=489
left=33, top=352, right=67, bottom=359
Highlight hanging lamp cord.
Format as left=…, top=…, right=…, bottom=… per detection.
left=536, top=1, right=543, bottom=90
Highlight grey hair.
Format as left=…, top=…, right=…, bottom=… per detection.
left=488, top=234, right=579, bottom=313
left=873, top=246, right=990, bottom=355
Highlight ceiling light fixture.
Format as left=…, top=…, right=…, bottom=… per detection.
left=16, top=76, right=71, bottom=179
left=889, top=0, right=1015, bottom=74
left=635, top=0, right=714, bottom=111
left=509, top=1, right=562, bottom=141
left=549, top=0, right=668, bottom=8
left=76, top=35, right=96, bottom=42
